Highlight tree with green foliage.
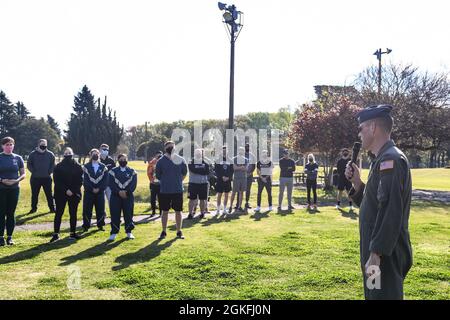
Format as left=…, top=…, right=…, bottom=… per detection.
left=12, top=118, right=60, bottom=156
left=65, top=85, right=123, bottom=162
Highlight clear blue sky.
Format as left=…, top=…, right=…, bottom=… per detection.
left=1, top=0, right=449, bottom=129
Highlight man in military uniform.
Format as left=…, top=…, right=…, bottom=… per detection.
left=345, top=104, right=413, bottom=300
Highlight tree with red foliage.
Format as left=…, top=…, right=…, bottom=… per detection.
left=288, top=95, right=361, bottom=190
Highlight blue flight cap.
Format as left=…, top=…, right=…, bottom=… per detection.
left=356, top=104, right=393, bottom=124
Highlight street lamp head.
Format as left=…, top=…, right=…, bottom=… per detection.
left=218, top=2, right=227, bottom=11
left=223, top=11, right=234, bottom=22
left=386, top=48, right=392, bottom=54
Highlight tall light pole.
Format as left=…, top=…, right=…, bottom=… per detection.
left=218, top=2, right=243, bottom=130
left=373, top=48, right=392, bottom=96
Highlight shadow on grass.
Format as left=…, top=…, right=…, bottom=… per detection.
left=198, top=210, right=247, bottom=228
left=16, top=211, right=53, bottom=225
left=250, top=211, right=271, bottom=221
left=112, top=238, right=177, bottom=271
left=339, top=208, right=359, bottom=220
left=306, top=207, right=320, bottom=215
left=59, top=238, right=128, bottom=266
left=276, top=209, right=294, bottom=216
left=0, top=238, right=76, bottom=265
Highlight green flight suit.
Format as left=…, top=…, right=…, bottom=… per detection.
left=350, top=140, right=413, bottom=300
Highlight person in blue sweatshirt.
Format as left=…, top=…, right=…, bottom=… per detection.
left=82, top=149, right=109, bottom=232
left=155, top=141, right=188, bottom=240
left=107, top=154, right=137, bottom=241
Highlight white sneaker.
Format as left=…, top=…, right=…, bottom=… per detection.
left=255, top=206, right=261, bottom=212
left=335, top=204, right=341, bottom=209
left=215, top=209, right=221, bottom=215
left=108, top=233, right=117, bottom=241
left=268, top=206, right=273, bottom=211
left=349, top=205, right=354, bottom=211
left=126, top=233, right=135, bottom=240
left=223, top=208, right=229, bottom=215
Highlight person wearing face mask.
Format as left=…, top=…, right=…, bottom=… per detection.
left=187, top=149, right=210, bottom=219
left=108, top=154, right=137, bottom=241
left=244, top=143, right=256, bottom=209
left=0, top=137, right=26, bottom=246
left=50, top=147, right=83, bottom=242
left=99, top=143, right=116, bottom=203
left=26, top=139, right=56, bottom=214
left=254, top=150, right=274, bottom=213
left=278, top=149, right=296, bottom=211
left=214, top=146, right=233, bottom=215
left=336, top=148, right=353, bottom=210
left=229, top=147, right=248, bottom=213
left=81, top=149, right=108, bottom=232
left=304, top=153, right=319, bottom=210
left=147, top=151, right=163, bottom=217
left=155, top=141, right=187, bottom=240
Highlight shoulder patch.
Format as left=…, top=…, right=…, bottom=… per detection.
left=380, top=160, right=394, bottom=171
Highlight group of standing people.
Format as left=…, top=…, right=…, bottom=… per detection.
left=0, top=138, right=141, bottom=244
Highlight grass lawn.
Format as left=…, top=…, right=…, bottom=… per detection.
left=0, top=201, right=448, bottom=300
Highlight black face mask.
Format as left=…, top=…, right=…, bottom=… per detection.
left=309, top=159, right=313, bottom=163
left=39, top=145, right=47, bottom=150
left=64, top=155, right=73, bottom=160
left=92, top=154, right=99, bottom=161
left=343, top=153, right=349, bottom=158
left=165, top=146, right=174, bottom=154
left=119, top=161, right=127, bottom=167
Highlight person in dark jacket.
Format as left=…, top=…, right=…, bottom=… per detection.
left=108, top=154, right=137, bottom=241
left=214, top=146, right=233, bottom=215
left=336, top=148, right=353, bottom=210
left=99, top=143, right=116, bottom=203
left=254, top=150, right=274, bottom=212
left=346, top=104, right=413, bottom=300
left=27, top=139, right=56, bottom=214
left=82, top=148, right=108, bottom=232
left=304, top=153, right=319, bottom=210
left=187, top=149, right=210, bottom=219
left=50, top=147, right=83, bottom=242
left=0, top=137, right=26, bottom=246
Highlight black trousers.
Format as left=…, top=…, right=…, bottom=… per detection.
left=54, top=191, right=80, bottom=234
left=0, top=188, right=19, bottom=237
left=82, top=191, right=106, bottom=229
left=150, top=183, right=161, bottom=213
left=245, top=176, right=253, bottom=204
left=306, top=179, right=317, bottom=205
left=257, top=177, right=272, bottom=207
left=30, top=177, right=55, bottom=211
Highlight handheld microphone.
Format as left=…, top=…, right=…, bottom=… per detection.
left=351, top=142, right=361, bottom=165
left=347, top=142, right=361, bottom=178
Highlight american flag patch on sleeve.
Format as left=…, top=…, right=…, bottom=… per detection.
left=380, top=160, right=394, bottom=171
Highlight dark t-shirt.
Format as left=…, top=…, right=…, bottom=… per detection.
left=0, top=153, right=25, bottom=189
left=279, top=158, right=296, bottom=178
left=336, top=158, right=349, bottom=177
